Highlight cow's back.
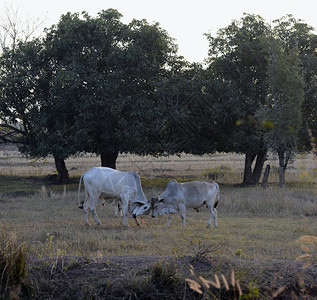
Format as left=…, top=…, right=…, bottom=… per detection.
left=179, top=181, right=216, bottom=208
left=84, top=167, right=125, bottom=195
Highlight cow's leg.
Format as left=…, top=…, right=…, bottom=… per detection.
left=207, top=207, right=217, bottom=228
left=83, top=204, right=90, bottom=227
left=91, top=207, right=102, bottom=226
left=179, top=204, right=186, bottom=228
left=86, top=192, right=102, bottom=226
left=165, top=214, right=172, bottom=228
left=113, top=200, right=119, bottom=217
left=121, top=201, right=130, bottom=227
left=212, top=207, right=218, bottom=228
left=81, top=192, right=90, bottom=226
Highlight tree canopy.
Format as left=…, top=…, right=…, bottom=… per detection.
left=0, top=10, right=316, bottom=186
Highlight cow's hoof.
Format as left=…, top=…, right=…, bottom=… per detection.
left=85, top=223, right=90, bottom=228
left=206, top=224, right=211, bottom=228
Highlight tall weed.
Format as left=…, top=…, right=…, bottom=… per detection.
left=0, top=227, right=28, bottom=296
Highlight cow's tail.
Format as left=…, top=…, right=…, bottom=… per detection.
left=78, top=173, right=85, bottom=209
left=214, top=182, right=220, bottom=208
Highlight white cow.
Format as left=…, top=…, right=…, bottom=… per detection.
left=151, top=180, right=220, bottom=228
left=78, top=167, right=151, bottom=227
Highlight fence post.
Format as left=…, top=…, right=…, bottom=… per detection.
left=261, top=164, right=270, bottom=189
left=42, top=185, right=48, bottom=200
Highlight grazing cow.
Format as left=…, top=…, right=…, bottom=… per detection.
left=151, top=180, right=220, bottom=228
left=78, top=167, right=151, bottom=227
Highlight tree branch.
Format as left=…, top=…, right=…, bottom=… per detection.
left=0, top=123, right=24, bottom=144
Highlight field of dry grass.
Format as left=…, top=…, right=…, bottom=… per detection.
left=0, top=145, right=316, bottom=299
left=0, top=186, right=315, bottom=258
left=0, top=185, right=316, bottom=298
left=1, top=144, right=316, bottom=184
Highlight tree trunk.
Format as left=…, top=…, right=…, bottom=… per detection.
left=278, top=148, right=286, bottom=187
left=242, top=148, right=267, bottom=186
left=242, top=152, right=256, bottom=186
left=278, top=148, right=290, bottom=188
left=261, top=164, right=270, bottom=189
left=251, top=148, right=268, bottom=185
left=100, top=150, right=119, bottom=169
left=54, top=155, right=69, bottom=184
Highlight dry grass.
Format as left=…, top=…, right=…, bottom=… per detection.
left=0, top=144, right=316, bottom=185
left=0, top=186, right=316, bottom=262
left=0, top=146, right=316, bottom=261
left=0, top=147, right=316, bottom=298
left=0, top=227, right=28, bottom=296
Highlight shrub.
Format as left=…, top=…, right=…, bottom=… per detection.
left=150, top=261, right=180, bottom=289
left=0, top=227, right=28, bottom=296
left=202, top=165, right=232, bottom=180
left=187, top=235, right=222, bottom=261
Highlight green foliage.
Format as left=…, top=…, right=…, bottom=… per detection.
left=235, top=249, right=243, bottom=257
left=257, top=28, right=305, bottom=186
left=0, top=9, right=180, bottom=169
left=150, top=261, right=180, bottom=289
left=140, top=177, right=172, bottom=188
left=43, top=10, right=179, bottom=167
left=205, top=14, right=271, bottom=155
left=242, top=283, right=260, bottom=299
left=1, top=11, right=316, bottom=185
left=202, top=165, right=232, bottom=180
left=273, top=16, right=317, bottom=145
left=0, top=228, right=28, bottom=296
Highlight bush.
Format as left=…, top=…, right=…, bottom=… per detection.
left=0, top=227, right=28, bottom=297
left=150, top=261, right=181, bottom=289
left=202, top=165, right=232, bottom=180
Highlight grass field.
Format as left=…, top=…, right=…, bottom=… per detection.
left=1, top=144, right=316, bottom=184
left=1, top=185, right=316, bottom=259
left=0, top=145, right=316, bottom=299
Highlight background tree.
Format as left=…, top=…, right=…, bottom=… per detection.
left=1, top=9, right=179, bottom=180
left=272, top=15, right=317, bottom=152
left=0, top=4, right=72, bottom=181
left=0, top=3, right=44, bottom=52
left=205, top=14, right=271, bottom=186
left=0, top=38, right=74, bottom=183
left=257, top=37, right=305, bottom=187
left=43, top=9, right=178, bottom=169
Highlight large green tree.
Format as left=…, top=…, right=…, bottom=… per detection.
left=258, top=40, right=304, bottom=187
left=44, top=9, right=178, bottom=169
left=0, top=38, right=73, bottom=183
left=1, top=9, right=178, bottom=180
left=272, top=15, right=317, bottom=152
left=205, top=14, right=271, bottom=185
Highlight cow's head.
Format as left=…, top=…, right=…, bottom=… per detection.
left=151, top=196, right=164, bottom=218
left=151, top=196, right=178, bottom=218
left=132, top=201, right=151, bottom=217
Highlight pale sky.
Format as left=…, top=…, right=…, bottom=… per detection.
left=1, top=0, right=317, bottom=63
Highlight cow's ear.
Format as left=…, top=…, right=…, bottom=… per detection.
left=134, top=201, right=146, bottom=205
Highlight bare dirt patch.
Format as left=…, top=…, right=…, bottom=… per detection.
left=14, top=255, right=317, bottom=299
